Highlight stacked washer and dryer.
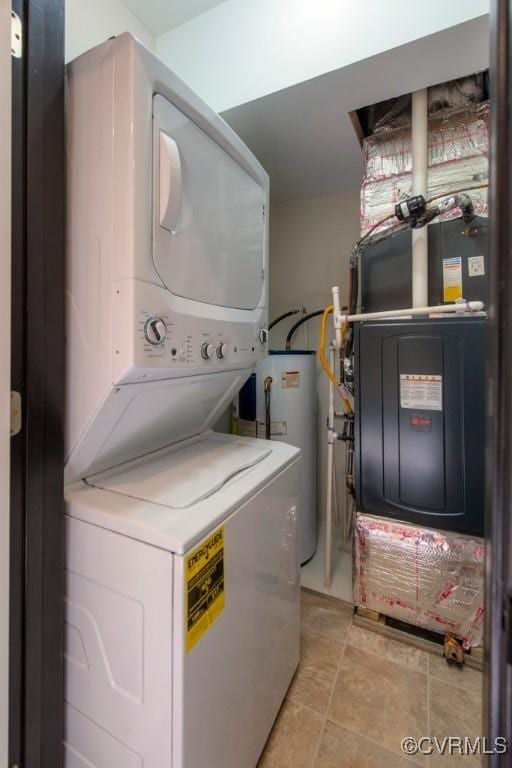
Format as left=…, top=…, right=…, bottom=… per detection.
left=64, top=34, right=301, bottom=768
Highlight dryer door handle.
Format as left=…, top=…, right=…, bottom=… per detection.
left=159, top=131, right=182, bottom=233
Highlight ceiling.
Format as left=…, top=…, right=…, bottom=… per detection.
left=221, top=16, right=489, bottom=202
left=122, top=0, right=227, bottom=36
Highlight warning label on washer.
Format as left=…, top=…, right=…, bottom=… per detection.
left=281, top=371, right=300, bottom=388
left=186, top=527, right=225, bottom=652
left=400, top=374, right=443, bottom=411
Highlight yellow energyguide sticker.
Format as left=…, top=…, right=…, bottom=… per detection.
left=185, top=527, right=225, bottom=652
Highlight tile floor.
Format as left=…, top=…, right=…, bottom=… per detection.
left=300, top=530, right=353, bottom=603
left=258, top=590, right=483, bottom=768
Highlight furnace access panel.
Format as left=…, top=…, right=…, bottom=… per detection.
left=354, top=316, right=486, bottom=535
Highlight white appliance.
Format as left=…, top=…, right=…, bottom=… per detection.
left=256, top=352, right=317, bottom=563
left=64, top=34, right=301, bottom=768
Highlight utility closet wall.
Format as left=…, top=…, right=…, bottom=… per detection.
left=269, top=189, right=360, bottom=526
left=65, top=0, right=155, bottom=62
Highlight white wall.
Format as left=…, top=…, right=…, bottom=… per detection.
left=156, top=0, right=489, bottom=112
left=269, top=189, right=360, bottom=533
left=65, top=0, right=155, bottom=62
left=0, top=1, right=10, bottom=763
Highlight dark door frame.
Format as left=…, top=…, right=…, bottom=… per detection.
left=5, top=0, right=512, bottom=764
left=485, top=0, right=512, bottom=762
left=9, top=0, right=65, bottom=766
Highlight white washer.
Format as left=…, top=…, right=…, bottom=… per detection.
left=65, top=433, right=300, bottom=768
left=64, top=34, right=301, bottom=768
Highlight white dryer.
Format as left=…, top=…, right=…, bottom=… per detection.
left=64, top=34, right=301, bottom=768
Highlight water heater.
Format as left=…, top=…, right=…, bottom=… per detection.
left=255, top=352, right=317, bottom=563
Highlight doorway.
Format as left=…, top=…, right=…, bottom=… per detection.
left=9, top=1, right=65, bottom=766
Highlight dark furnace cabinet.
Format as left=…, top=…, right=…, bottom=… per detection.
left=354, top=316, right=486, bottom=535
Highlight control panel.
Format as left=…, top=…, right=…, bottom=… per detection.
left=144, top=317, right=167, bottom=345
left=199, top=341, right=228, bottom=359
left=112, top=280, right=268, bottom=385
left=137, top=311, right=266, bottom=366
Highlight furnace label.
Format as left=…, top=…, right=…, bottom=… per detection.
left=400, top=374, right=443, bottom=411
left=442, top=256, right=463, bottom=302
left=281, top=371, right=300, bottom=388
left=468, top=255, right=485, bottom=277
left=186, top=527, right=225, bottom=652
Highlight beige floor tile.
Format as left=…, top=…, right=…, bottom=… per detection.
left=301, top=591, right=353, bottom=643
left=314, top=720, right=421, bottom=768
left=328, top=645, right=428, bottom=760
left=287, top=664, right=336, bottom=716
left=258, top=699, right=324, bottom=768
left=300, top=626, right=346, bottom=668
left=429, top=677, right=483, bottom=767
left=301, top=590, right=352, bottom=613
left=287, top=627, right=346, bottom=715
left=429, top=654, right=483, bottom=696
left=347, top=624, right=429, bottom=673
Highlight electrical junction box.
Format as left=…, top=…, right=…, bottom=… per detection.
left=354, top=316, right=486, bottom=535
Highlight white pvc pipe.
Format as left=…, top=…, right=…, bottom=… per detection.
left=411, top=88, right=429, bottom=308
left=331, top=286, right=343, bottom=349
left=325, top=345, right=336, bottom=590
left=340, top=300, right=483, bottom=325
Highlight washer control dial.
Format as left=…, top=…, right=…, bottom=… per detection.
left=216, top=342, right=228, bottom=359
left=144, top=317, right=167, bottom=345
left=201, top=342, right=215, bottom=360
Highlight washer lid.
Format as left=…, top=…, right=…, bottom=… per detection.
left=88, top=435, right=272, bottom=509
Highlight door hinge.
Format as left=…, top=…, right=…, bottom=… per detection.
left=11, top=10, right=22, bottom=58
left=10, top=391, right=22, bottom=437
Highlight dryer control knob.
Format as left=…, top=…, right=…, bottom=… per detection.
left=201, top=342, right=215, bottom=360
left=259, top=328, right=269, bottom=344
left=144, top=317, right=167, bottom=345
left=216, top=342, right=227, bottom=359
